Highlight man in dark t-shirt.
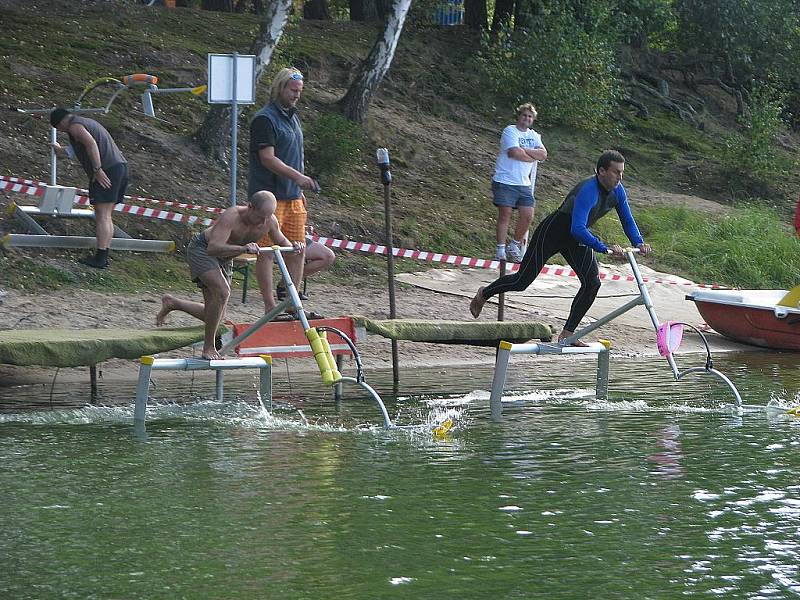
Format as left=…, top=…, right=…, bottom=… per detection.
left=51, top=108, right=128, bottom=269
left=248, top=67, right=321, bottom=315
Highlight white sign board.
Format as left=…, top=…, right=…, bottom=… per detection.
left=207, top=53, right=256, bottom=104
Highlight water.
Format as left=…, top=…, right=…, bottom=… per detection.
left=2, top=353, right=800, bottom=598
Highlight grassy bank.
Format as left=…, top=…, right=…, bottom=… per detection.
left=1, top=1, right=799, bottom=294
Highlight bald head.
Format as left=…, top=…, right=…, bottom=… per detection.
left=249, top=191, right=277, bottom=215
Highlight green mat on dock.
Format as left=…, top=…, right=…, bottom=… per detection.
left=352, top=317, right=553, bottom=346
left=0, top=326, right=210, bottom=367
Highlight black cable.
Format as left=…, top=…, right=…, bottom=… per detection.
left=671, top=321, right=714, bottom=370
left=48, top=367, right=59, bottom=410
left=316, top=326, right=365, bottom=382
left=284, top=357, right=294, bottom=398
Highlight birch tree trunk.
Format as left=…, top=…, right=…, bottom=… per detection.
left=195, top=0, right=292, bottom=163
left=338, top=0, right=412, bottom=123
left=304, top=0, right=331, bottom=19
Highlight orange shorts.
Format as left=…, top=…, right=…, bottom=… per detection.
left=259, top=198, right=307, bottom=245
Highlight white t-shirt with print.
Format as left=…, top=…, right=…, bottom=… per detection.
left=492, top=125, right=543, bottom=188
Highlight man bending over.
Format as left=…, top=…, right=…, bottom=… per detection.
left=156, top=191, right=302, bottom=359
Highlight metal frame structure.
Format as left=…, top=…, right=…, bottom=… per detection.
left=2, top=234, right=175, bottom=253
left=134, top=355, right=272, bottom=436
left=490, top=340, right=610, bottom=421
left=134, top=246, right=394, bottom=431
left=488, top=249, right=742, bottom=421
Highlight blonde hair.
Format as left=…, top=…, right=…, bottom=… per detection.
left=516, top=103, right=538, bottom=119
left=270, top=67, right=303, bottom=103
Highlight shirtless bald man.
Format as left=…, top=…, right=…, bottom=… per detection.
left=156, top=191, right=302, bottom=359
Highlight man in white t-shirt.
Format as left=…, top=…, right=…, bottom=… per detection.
left=491, top=103, right=547, bottom=262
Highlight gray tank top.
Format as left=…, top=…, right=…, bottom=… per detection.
left=68, top=115, right=127, bottom=178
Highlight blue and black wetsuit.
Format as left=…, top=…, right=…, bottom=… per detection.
left=481, top=175, right=644, bottom=332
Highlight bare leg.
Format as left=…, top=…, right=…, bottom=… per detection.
left=284, top=249, right=305, bottom=289
left=156, top=293, right=206, bottom=326
left=303, top=243, right=335, bottom=278
left=282, top=250, right=306, bottom=315
left=197, top=271, right=231, bottom=360
left=513, top=206, right=533, bottom=244
left=496, top=206, right=512, bottom=244
left=255, top=253, right=277, bottom=313
left=93, top=202, right=115, bottom=249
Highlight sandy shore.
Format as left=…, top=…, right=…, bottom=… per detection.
left=0, top=260, right=760, bottom=388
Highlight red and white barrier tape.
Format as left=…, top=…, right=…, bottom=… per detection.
left=1, top=176, right=215, bottom=227
left=2, top=174, right=723, bottom=289
left=0, top=174, right=223, bottom=215
left=310, top=235, right=722, bottom=288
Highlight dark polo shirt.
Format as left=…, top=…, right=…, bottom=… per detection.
left=248, top=101, right=304, bottom=200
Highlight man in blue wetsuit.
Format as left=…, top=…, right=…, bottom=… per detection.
left=470, top=150, right=652, bottom=346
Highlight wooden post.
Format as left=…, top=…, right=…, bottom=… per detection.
left=378, top=148, right=400, bottom=383
left=497, top=260, right=506, bottom=322
left=89, top=365, right=98, bottom=403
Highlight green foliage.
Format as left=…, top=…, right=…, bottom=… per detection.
left=718, top=84, right=794, bottom=187
left=638, top=204, right=800, bottom=288
left=0, top=255, right=77, bottom=290
left=477, top=13, right=621, bottom=130
left=305, top=112, right=365, bottom=179
left=612, top=0, right=677, bottom=49
left=675, top=0, right=800, bottom=126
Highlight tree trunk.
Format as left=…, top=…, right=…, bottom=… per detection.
left=338, top=0, right=412, bottom=123
left=195, top=0, right=293, bottom=163
left=201, top=0, right=233, bottom=10
left=349, top=0, right=379, bottom=21
left=303, top=0, right=331, bottom=19
left=464, top=0, right=487, bottom=30
left=491, top=0, right=514, bottom=34
left=375, top=0, right=392, bottom=19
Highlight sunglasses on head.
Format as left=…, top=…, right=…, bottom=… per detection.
left=289, top=72, right=303, bottom=80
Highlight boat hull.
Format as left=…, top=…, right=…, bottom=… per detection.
left=688, top=290, right=800, bottom=351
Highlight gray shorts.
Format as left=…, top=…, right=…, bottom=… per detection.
left=186, top=233, right=232, bottom=289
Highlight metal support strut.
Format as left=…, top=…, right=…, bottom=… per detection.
left=221, top=246, right=395, bottom=428
left=488, top=249, right=742, bottom=420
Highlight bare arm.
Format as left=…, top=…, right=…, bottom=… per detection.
left=267, top=216, right=305, bottom=252
left=525, top=146, right=547, bottom=161
left=507, top=147, right=537, bottom=162
left=206, top=211, right=254, bottom=258
left=258, top=146, right=319, bottom=191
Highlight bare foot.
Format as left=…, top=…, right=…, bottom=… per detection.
left=470, top=286, right=487, bottom=318
left=201, top=346, right=222, bottom=360
left=156, top=294, right=176, bottom=326
left=558, top=330, right=590, bottom=347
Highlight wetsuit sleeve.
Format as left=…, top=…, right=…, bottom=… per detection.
left=570, top=181, right=608, bottom=253
left=249, top=116, right=276, bottom=153
left=614, top=185, right=644, bottom=246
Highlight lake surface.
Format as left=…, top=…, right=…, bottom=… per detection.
left=2, top=352, right=800, bottom=599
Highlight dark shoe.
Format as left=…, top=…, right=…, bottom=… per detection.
left=276, top=284, right=309, bottom=301
left=79, top=253, right=109, bottom=269
left=290, top=310, right=325, bottom=321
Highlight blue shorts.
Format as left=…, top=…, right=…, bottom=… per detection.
left=492, top=181, right=534, bottom=208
